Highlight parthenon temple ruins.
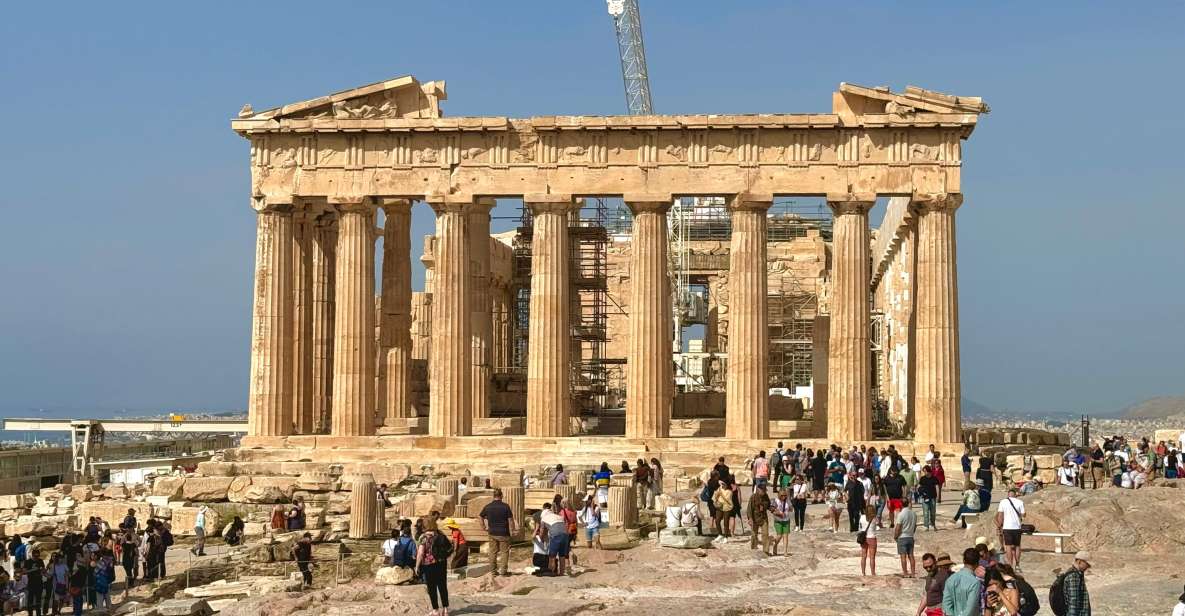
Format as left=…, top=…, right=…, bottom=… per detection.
left=233, top=75, right=988, bottom=465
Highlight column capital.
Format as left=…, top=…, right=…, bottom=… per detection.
left=426, top=194, right=494, bottom=215
left=626, top=199, right=671, bottom=215
left=328, top=196, right=370, bottom=213
left=252, top=197, right=293, bottom=213
left=911, top=192, right=963, bottom=213
left=375, top=197, right=413, bottom=211
left=525, top=193, right=575, bottom=215
left=826, top=195, right=875, bottom=216
left=727, top=193, right=773, bottom=212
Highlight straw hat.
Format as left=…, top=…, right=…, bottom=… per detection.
left=974, top=536, right=989, bottom=547
left=933, top=553, right=954, bottom=567
left=443, top=518, right=459, bottom=530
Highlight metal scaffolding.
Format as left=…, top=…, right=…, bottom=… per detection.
left=511, top=200, right=620, bottom=416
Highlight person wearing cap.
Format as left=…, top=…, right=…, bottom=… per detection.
left=1062, top=551, right=1092, bottom=616
left=916, top=552, right=952, bottom=616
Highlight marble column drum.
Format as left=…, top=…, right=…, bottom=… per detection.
left=826, top=198, right=874, bottom=443
left=291, top=210, right=315, bottom=434
left=526, top=198, right=574, bottom=437
left=247, top=204, right=295, bottom=437
left=913, top=193, right=963, bottom=445
left=330, top=201, right=377, bottom=437
left=380, top=199, right=414, bottom=423
left=468, top=200, right=494, bottom=420
left=725, top=198, right=771, bottom=440
left=428, top=202, right=472, bottom=437
left=625, top=200, right=673, bottom=439
left=349, top=473, right=379, bottom=539
left=310, top=216, right=336, bottom=433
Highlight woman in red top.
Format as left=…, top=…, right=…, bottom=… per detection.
left=931, top=460, right=946, bottom=503
left=444, top=519, right=468, bottom=569
left=561, top=499, right=579, bottom=566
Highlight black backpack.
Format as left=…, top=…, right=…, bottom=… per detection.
left=430, top=532, right=453, bottom=562
left=1049, top=570, right=1072, bottom=616
left=1016, top=577, right=1040, bottom=616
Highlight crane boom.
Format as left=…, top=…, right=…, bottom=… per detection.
left=607, top=0, right=654, bottom=115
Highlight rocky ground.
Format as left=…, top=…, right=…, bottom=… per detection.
left=214, top=485, right=1184, bottom=616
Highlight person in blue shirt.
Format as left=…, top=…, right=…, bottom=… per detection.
left=961, top=447, right=973, bottom=489
left=942, top=548, right=984, bottom=616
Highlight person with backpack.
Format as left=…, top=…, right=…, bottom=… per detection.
left=1049, top=551, right=1091, bottom=616
left=415, top=518, right=451, bottom=616
left=769, top=444, right=784, bottom=488
left=381, top=529, right=402, bottom=567
left=983, top=569, right=1019, bottom=616
left=711, top=478, right=734, bottom=538
left=998, top=563, right=1040, bottom=616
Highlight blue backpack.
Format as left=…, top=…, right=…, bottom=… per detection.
left=394, top=536, right=417, bottom=567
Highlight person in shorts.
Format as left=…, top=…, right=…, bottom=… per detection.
left=893, top=497, right=918, bottom=577
left=995, top=487, right=1026, bottom=569
left=770, top=488, right=793, bottom=556
left=539, top=503, right=570, bottom=576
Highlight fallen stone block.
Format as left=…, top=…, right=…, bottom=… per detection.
left=153, top=477, right=186, bottom=500
left=658, top=527, right=714, bottom=549
left=374, top=566, right=415, bottom=585
left=156, top=598, right=213, bottom=616
left=182, top=477, right=235, bottom=502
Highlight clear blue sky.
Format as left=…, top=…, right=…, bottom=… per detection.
left=2, top=1, right=1182, bottom=418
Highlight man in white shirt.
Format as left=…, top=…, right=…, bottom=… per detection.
left=995, top=487, right=1026, bottom=569
left=1057, top=460, right=1077, bottom=487
left=1178, top=430, right=1185, bottom=455
left=923, top=444, right=937, bottom=464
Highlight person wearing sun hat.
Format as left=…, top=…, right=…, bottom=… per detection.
left=1060, top=551, right=1092, bottom=616
left=443, top=518, right=468, bottom=570
left=1172, top=584, right=1185, bottom=616
left=917, top=552, right=952, bottom=615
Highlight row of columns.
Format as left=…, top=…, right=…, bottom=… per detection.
left=248, top=192, right=962, bottom=444
left=826, top=194, right=963, bottom=444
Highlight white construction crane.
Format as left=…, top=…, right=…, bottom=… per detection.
left=606, top=0, right=654, bottom=115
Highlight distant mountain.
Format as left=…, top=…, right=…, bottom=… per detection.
left=961, top=397, right=995, bottom=419
left=1117, top=396, right=1185, bottom=419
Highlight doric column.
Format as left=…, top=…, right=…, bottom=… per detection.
left=428, top=199, right=472, bottom=437
left=247, top=202, right=295, bottom=437
left=725, top=195, right=771, bottom=440
left=379, top=199, right=414, bottom=423
left=913, top=193, right=963, bottom=445
left=311, top=215, right=337, bottom=433
left=291, top=209, right=315, bottom=434
left=625, top=198, right=672, bottom=439
left=330, top=199, right=377, bottom=437
left=468, top=200, right=495, bottom=420
left=826, top=196, right=875, bottom=443
left=348, top=473, right=379, bottom=539
left=525, top=195, right=575, bottom=437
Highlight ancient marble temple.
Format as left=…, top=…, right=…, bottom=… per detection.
left=233, top=75, right=987, bottom=451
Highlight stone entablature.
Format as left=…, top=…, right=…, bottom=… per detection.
left=235, top=79, right=985, bottom=204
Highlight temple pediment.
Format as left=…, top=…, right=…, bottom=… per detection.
left=834, top=82, right=989, bottom=124
left=237, top=75, right=447, bottom=121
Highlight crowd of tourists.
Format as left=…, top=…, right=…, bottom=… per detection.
left=0, top=509, right=176, bottom=615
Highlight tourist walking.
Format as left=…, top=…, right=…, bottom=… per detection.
left=633, top=459, right=652, bottom=510
left=747, top=485, right=771, bottom=555
left=578, top=496, right=602, bottom=550
left=941, top=548, right=983, bottom=616
left=932, top=458, right=946, bottom=503
left=594, top=462, right=612, bottom=506
left=824, top=483, right=842, bottom=533
left=711, top=479, right=733, bottom=538
left=810, top=449, right=827, bottom=502
left=996, top=488, right=1026, bottom=570
left=893, top=497, right=917, bottom=577
left=770, top=489, right=792, bottom=555
left=917, top=466, right=939, bottom=530
left=191, top=505, right=209, bottom=556
left=883, top=468, right=907, bottom=526
left=790, top=474, right=809, bottom=532
left=1053, top=551, right=1091, bottom=616
left=845, top=472, right=866, bottom=533
left=479, top=488, right=515, bottom=577
left=292, top=532, right=314, bottom=589
left=961, top=446, right=973, bottom=489
left=857, top=504, right=879, bottom=576
left=649, top=458, right=664, bottom=505
left=415, top=519, right=450, bottom=615
left=916, top=552, right=953, bottom=616
left=752, top=450, right=771, bottom=493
